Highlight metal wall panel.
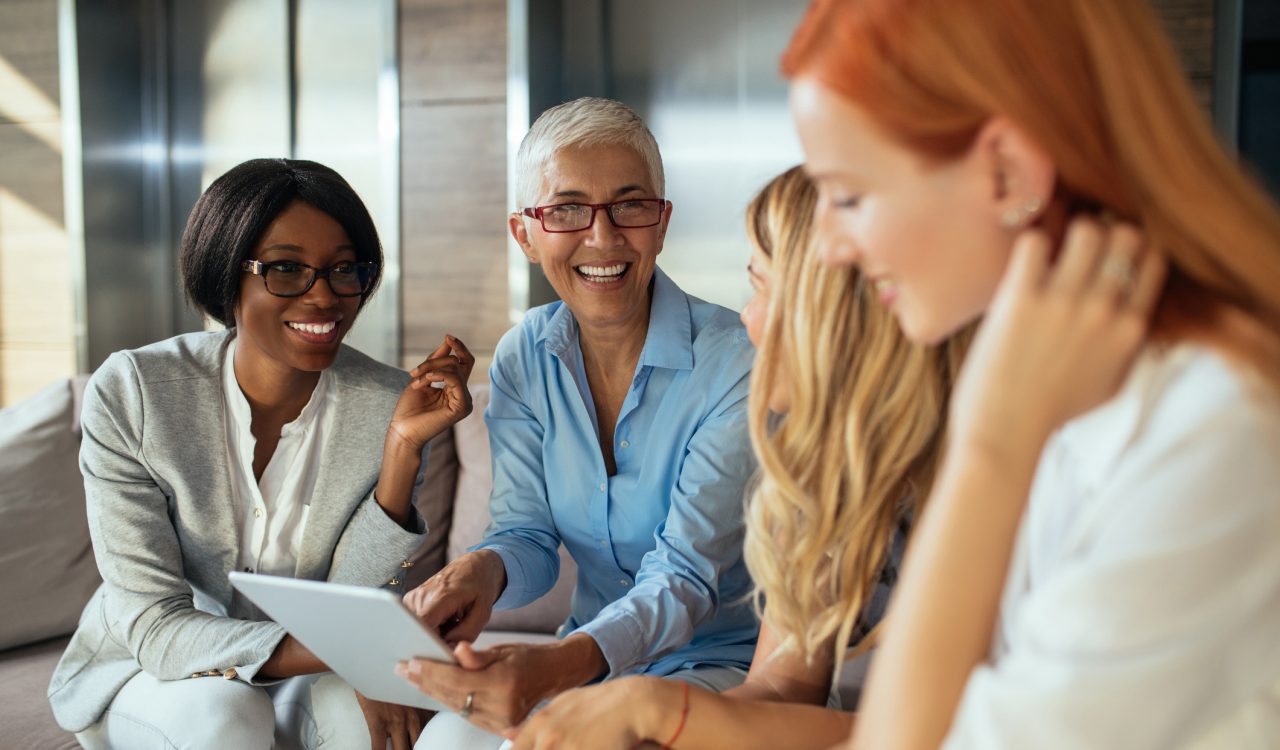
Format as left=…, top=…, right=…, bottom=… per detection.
left=74, top=0, right=181, bottom=369
left=607, top=0, right=808, bottom=311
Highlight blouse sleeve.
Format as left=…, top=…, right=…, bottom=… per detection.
left=474, top=330, right=564, bottom=609
left=944, top=394, right=1280, bottom=749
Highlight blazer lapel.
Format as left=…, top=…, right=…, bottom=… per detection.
left=294, top=359, right=397, bottom=580
left=144, top=331, right=240, bottom=601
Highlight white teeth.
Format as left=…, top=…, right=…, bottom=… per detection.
left=288, top=321, right=336, bottom=335
left=576, top=263, right=628, bottom=278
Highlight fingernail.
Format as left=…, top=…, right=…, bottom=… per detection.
left=394, top=662, right=408, bottom=677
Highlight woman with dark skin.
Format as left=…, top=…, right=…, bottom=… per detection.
left=49, top=158, right=473, bottom=750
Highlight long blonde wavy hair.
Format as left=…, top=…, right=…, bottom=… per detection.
left=743, top=166, right=971, bottom=674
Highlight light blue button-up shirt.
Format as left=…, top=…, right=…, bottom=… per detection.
left=475, top=267, right=760, bottom=678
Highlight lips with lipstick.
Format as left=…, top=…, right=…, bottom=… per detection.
left=286, top=318, right=342, bottom=344
left=575, top=262, right=633, bottom=285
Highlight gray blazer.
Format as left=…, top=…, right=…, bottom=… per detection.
left=47, top=329, right=429, bottom=732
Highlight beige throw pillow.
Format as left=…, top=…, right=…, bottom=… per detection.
left=0, top=377, right=101, bottom=651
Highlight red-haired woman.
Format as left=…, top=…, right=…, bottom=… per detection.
left=783, top=1, right=1280, bottom=748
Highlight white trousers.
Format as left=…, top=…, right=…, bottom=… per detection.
left=76, top=671, right=369, bottom=750
left=415, top=664, right=749, bottom=750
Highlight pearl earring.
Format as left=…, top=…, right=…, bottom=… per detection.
left=1001, top=197, right=1042, bottom=228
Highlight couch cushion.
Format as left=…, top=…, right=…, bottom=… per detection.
left=450, top=384, right=576, bottom=635
left=0, top=636, right=79, bottom=749
left=403, top=427, right=459, bottom=591
left=0, top=377, right=100, bottom=652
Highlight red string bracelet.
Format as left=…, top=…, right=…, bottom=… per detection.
left=661, top=680, right=691, bottom=750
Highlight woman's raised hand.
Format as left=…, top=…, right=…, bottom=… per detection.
left=949, top=218, right=1167, bottom=461
left=388, top=334, right=475, bottom=452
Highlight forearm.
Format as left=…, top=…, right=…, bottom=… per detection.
left=259, top=634, right=328, bottom=679
left=856, top=441, right=1042, bottom=749
left=373, top=436, right=423, bottom=528
left=544, top=633, right=608, bottom=692
left=640, top=678, right=854, bottom=750
left=468, top=548, right=509, bottom=601
left=725, top=621, right=835, bottom=707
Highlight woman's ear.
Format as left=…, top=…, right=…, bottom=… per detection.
left=508, top=213, right=541, bottom=264
left=974, top=117, right=1056, bottom=229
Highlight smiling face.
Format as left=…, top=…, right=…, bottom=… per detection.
left=790, top=77, right=1014, bottom=344
left=233, top=200, right=362, bottom=375
left=509, top=143, right=671, bottom=331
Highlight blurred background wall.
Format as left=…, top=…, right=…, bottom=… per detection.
left=1, top=0, right=1274, bottom=407
left=0, top=0, right=75, bottom=407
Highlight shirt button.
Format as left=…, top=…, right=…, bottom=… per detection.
left=253, top=508, right=263, bottom=518
left=599, top=482, right=607, bottom=492
left=619, top=579, right=629, bottom=586
left=619, top=440, right=629, bottom=449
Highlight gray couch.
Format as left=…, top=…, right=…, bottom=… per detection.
left=0, top=379, right=867, bottom=749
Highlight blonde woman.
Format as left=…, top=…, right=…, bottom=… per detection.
left=508, top=167, right=969, bottom=750
left=783, top=0, right=1280, bottom=747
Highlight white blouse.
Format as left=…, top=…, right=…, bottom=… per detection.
left=223, top=339, right=336, bottom=580
left=945, top=345, right=1280, bottom=749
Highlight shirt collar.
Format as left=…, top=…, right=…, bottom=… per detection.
left=637, top=267, right=694, bottom=371
left=538, top=266, right=694, bottom=372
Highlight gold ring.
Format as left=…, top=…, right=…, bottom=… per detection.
left=460, top=691, right=475, bottom=719
left=1100, top=255, right=1136, bottom=293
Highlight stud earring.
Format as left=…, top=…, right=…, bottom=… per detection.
left=1001, top=197, right=1043, bottom=228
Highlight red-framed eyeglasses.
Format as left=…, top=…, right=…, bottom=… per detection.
left=521, top=198, right=669, bottom=233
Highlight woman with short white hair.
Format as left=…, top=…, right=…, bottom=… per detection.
left=400, top=97, right=761, bottom=748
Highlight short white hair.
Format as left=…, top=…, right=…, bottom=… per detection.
left=515, top=97, right=665, bottom=208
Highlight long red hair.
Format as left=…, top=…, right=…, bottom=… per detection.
left=784, top=0, right=1280, bottom=380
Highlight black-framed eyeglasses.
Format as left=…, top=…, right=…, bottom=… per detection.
left=241, top=259, right=377, bottom=298
left=521, top=198, right=668, bottom=233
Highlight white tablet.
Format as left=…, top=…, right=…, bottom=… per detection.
left=229, top=572, right=456, bottom=711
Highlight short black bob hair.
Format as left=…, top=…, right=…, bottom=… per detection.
left=181, top=158, right=383, bottom=327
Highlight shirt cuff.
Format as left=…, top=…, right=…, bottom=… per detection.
left=328, top=491, right=427, bottom=587
left=573, top=608, right=647, bottom=678
left=473, top=541, right=549, bottom=610
left=234, top=621, right=290, bottom=686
